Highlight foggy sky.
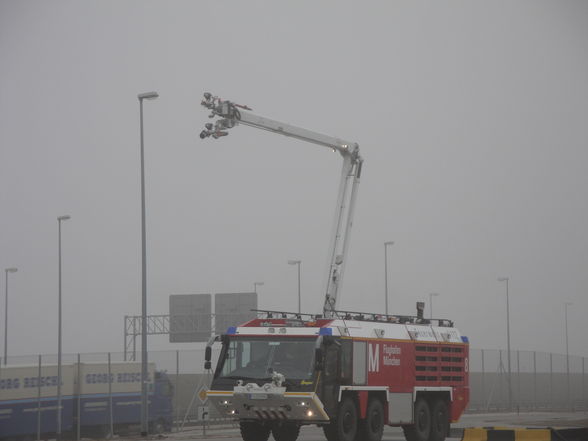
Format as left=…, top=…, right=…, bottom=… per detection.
left=1, top=1, right=587, bottom=358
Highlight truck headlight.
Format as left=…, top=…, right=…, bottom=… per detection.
left=306, top=410, right=314, bottom=417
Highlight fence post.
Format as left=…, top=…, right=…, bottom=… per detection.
left=516, top=350, right=520, bottom=413
left=124, top=315, right=128, bottom=361
left=132, top=317, right=137, bottom=361
left=108, top=353, right=113, bottom=437
left=175, top=350, right=180, bottom=433
left=77, top=353, right=81, bottom=441
left=533, top=351, right=537, bottom=411
left=550, top=352, right=553, bottom=411
left=37, top=354, right=42, bottom=441
left=481, top=349, right=485, bottom=411
left=499, top=350, right=504, bottom=411
left=583, top=356, right=586, bottom=411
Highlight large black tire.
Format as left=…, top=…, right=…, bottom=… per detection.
left=329, top=397, right=358, bottom=441
left=402, top=398, right=431, bottom=441
left=240, top=421, right=271, bottom=441
left=272, top=422, right=300, bottom=441
left=360, top=398, right=385, bottom=441
left=322, top=423, right=339, bottom=441
left=430, top=400, right=449, bottom=441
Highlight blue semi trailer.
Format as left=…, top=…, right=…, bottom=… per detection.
left=0, top=362, right=173, bottom=439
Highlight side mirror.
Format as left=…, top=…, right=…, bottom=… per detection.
left=204, top=344, right=213, bottom=370
left=314, top=347, right=323, bottom=371
left=204, top=335, right=221, bottom=371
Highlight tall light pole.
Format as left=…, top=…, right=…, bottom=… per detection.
left=57, top=214, right=70, bottom=440
left=384, top=241, right=394, bottom=315
left=4, top=267, right=18, bottom=365
left=564, top=301, right=572, bottom=410
left=498, top=276, right=512, bottom=411
left=253, top=281, right=264, bottom=293
left=138, top=90, right=158, bottom=436
left=429, top=292, right=439, bottom=319
left=288, top=260, right=302, bottom=314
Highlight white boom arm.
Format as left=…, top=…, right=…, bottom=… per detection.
left=200, top=93, right=363, bottom=318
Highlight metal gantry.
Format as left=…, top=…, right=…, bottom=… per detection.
left=124, top=314, right=201, bottom=361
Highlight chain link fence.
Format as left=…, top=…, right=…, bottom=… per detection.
left=1, top=348, right=586, bottom=437
left=469, top=349, right=587, bottom=412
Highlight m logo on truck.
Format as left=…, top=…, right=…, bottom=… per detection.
left=368, top=343, right=379, bottom=372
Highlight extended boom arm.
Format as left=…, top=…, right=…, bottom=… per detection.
left=200, top=93, right=362, bottom=318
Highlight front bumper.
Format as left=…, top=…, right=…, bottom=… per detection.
left=207, top=386, right=329, bottom=422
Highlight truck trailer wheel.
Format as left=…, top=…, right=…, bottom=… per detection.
left=240, top=421, right=271, bottom=441
left=430, top=400, right=449, bottom=441
left=360, top=398, right=384, bottom=441
left=271, top=422, right=300, bottom=441
left=402, top=398, right=431, bottom=441
left=150, top=417, right=168, bottom=434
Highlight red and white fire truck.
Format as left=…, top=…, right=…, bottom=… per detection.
left=200, top=94, right=469, bottom=441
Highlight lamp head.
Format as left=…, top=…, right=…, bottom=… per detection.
left=138, top=91, right=159, bottom=100
left=58, top=215, right=71, bottom=221
left=5, top=268, right=17, bottom=273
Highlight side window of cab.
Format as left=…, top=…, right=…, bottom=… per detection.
left=339, top=339, right=352, bottom=384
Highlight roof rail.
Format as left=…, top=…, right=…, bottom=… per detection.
left=250, top=309, right=454, bottom=327
left=252, top=309, right=323, bottom=321
left=332, top=309, right=454, bottom=327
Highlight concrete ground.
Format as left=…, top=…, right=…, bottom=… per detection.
left=132, top=410, right=588, bottom=441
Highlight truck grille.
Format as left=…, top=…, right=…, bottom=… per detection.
left=255, top=409, right=289, bottom=420
left=415, top=345, right=465, bottom=384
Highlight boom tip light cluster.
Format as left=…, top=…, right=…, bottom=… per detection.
left=199, top=92, right=252, bottom=140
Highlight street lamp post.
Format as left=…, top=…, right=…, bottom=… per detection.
left=138, top=90, right=158, bottom=436
left=57, top=215, right=70, bottom=440
left=253, top=281, right=264, bottom=293
left=3, top=267, right=18, bottom=365
left=288, top=260, right=302, bottom=314
left=384, top=241, right=394, bottom=315
left=564, top=301, right=572, bottom=410
left=429, top=292, right=439, bottom=319
left=498, top=276, right=512, bottom=411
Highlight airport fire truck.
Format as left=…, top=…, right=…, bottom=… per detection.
left=200, top=94, right=469, bottom=441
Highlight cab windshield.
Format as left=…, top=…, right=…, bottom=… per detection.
left=218, top=336, right=316, bottom=381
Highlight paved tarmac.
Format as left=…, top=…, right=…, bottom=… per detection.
left=140, top=411, right=588, bottom=441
